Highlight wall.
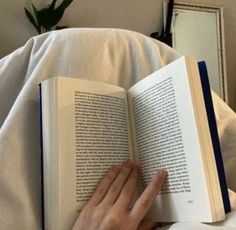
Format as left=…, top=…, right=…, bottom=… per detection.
left=0, top=0, right=45, bottom=58
left=0, top=0, right=163, bottom=58
left=0, top=0, right=235, bottom=110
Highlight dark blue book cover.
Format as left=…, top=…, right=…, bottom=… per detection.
left=198, top=61, right=231, bottom=213
left=39, top=84, right=45, bottom=230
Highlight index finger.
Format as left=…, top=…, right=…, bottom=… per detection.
left=130, top=169, right=166, bottom=222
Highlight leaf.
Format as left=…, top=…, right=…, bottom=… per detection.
left=56, top=0, right=74, bottom=13
left=55, top=25, right=69, bottom=30
left=29, top=0, right=38, bottom=18
left=37, top=9, right=59, bottom=30
left=29, top=1, right=42, bottom=31
left=48, top=0, right=58, bottom=11
left=25, top=0, right=74, bottom=32
left=36, top=0, right=62, bottom=30
left=45, top=0, right=74, bottom=29
left=52, top=0, right=74, bottom=27
left=24, top=7, right=41, bottom=33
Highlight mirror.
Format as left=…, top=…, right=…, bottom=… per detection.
left=172, top=3, right=227, bottom=102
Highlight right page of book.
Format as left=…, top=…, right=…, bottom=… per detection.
left=127, top=57, right=224, bottom=222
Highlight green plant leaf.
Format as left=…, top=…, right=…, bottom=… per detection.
left=29, top=1, right=42, bottom=32
left=24, top=0, right=73, bottom=33
left=36, top=0, right=73, bottom=30
left=36, top=0, right=62, bottom=30
left=53, top=0, right=74, bottom=26
left=48, top=0, right=57, bottom=10
left=24, top=7, right=41, bottom=33
left=36, top=9, right=58, bottom=30
left=29, top=0, right=39, bottom=19
left=47, top=0, right=74, bottom=29
left=56, top=0, right=74, bottom=13
left=55, top=25, right=69, bottom=30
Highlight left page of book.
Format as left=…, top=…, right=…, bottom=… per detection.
left=40, top=77, right=134, bottom=230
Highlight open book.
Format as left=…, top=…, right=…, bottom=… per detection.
left=40, top=56, right=230, bottom=230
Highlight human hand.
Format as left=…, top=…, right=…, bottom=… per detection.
left=72, top=160, right=166, bottom=230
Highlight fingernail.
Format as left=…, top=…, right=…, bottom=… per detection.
left=157, top=169, right=166, bottom=178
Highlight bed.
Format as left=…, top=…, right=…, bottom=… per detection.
left=0, top=28, right=235, bottom=229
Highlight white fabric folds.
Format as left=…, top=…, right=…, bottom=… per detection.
left=0, top=28, right=235, bottom=229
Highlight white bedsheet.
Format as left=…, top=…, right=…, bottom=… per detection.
left=0, top=28, right=235, bottom=229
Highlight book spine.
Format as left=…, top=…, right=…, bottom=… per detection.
left=198, top=62, right=231, bottom=213
left=39, top=84, right=45, bottom=230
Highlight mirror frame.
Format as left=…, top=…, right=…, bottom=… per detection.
left=172, top=3, right=227, bottom=102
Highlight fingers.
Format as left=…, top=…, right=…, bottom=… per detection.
left=114, top=164, right=139, bottom=210
left=101, top=160, right=133, bottom=205
left=130, top=170, right=166, bottom=222
left=88, top=165, right=120, bottom=206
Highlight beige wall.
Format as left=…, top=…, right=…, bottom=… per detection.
left=0, top=0, right=162, bottom=58
left=0, top=0, right=235, bottom=110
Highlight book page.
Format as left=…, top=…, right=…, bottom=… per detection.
left=55, top=77, right=133, bottom=229
left=127, top=57, right=214, bottom=222
left=130, top=77, right=190, bottom=194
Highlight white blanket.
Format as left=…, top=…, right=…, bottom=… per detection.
left=0, top=28, right=235, bottom=229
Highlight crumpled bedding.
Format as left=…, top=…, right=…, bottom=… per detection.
left=0, top=28, right=235, bottom=229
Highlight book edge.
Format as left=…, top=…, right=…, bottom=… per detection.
left=198, top=61, right=231, bottom=214
left=39, top=84, right=45, bottom=230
